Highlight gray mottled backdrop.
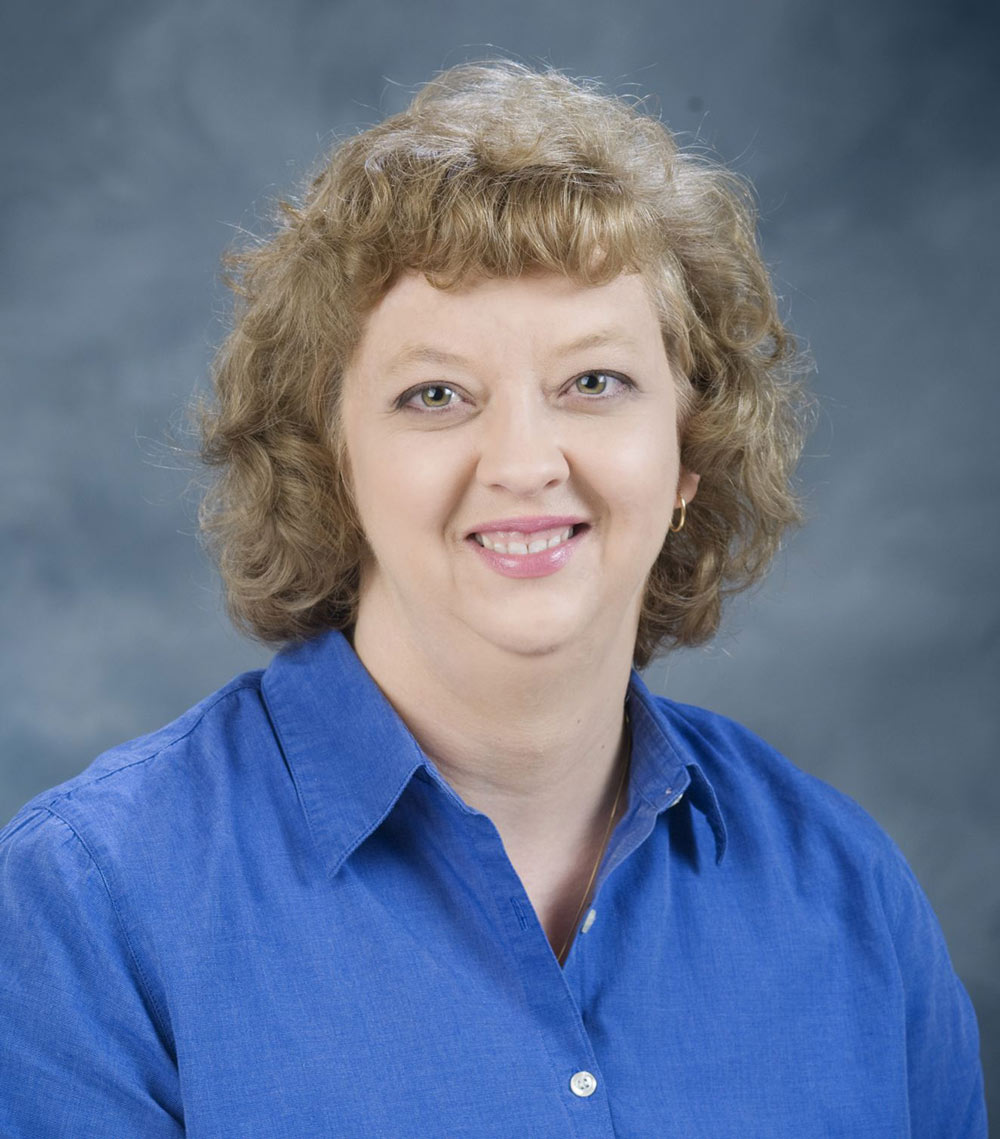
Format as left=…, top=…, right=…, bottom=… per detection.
left=3, top=0, right=997, bottom=1111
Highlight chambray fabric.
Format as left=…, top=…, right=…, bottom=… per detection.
left=0, top=629, right=987, bottom=1137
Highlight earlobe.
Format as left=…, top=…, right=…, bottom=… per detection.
left=677, top=468, right=700, bottom=507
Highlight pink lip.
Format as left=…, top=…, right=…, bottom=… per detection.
left=467, top=514, right=587, bottom=536
left=467, top=524, right=588, bottom=579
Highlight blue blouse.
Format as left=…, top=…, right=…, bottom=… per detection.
left=0, top=629, right=986, bottom=1137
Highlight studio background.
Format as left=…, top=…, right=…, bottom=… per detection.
left=3, top=0, right=996, bottom=1112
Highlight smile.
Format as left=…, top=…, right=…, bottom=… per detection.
left=472, top=525, right=575, bottom=555
left=467, top=524, right=588, bottom=580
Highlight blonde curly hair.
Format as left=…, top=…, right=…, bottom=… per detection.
left=198, top=59, right=811, bottom=669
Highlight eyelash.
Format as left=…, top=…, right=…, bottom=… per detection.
left=396, top=371, right=636, bottom=413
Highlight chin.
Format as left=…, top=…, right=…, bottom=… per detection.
left=483, top=635, right=569, bottom=660
left=469, top=607, right=597, bottom=659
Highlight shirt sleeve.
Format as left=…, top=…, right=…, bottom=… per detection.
left=882, top=845, right=988, bottom=1137
left=0, top=807, right=184, bottom=1138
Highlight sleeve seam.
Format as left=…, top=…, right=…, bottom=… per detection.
left=38, top=806, right=174, bottom=1051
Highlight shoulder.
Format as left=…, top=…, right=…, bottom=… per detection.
left=654, top=695, right=917, bottom=904
left=658, top=697, right=875, bottom=817
left=653, top=694, right=972, bottom=997
left=654, top=697, right=986, bottom=1127
left=0, top=669, right=269, bottom=877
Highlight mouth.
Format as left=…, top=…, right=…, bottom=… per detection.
left=469, top=523, right=589, bottom=556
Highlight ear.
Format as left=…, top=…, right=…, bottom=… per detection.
left=676, top=467, right=700, bottom=507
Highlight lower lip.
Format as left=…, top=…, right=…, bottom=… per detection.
left=467, top=526, right=588, bottom=579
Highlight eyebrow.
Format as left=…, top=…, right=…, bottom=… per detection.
left=383, top=329, right=642, bottom=376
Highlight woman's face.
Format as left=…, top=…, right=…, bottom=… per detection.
left=340, top=270, right=699, bottom=661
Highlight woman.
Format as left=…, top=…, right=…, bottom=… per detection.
left=0, top=61, right=986, bottom=1136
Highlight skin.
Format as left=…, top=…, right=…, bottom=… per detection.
left=341, top=270, right=699, bottom=954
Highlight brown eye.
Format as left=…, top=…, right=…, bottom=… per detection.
left=419, top=385, right=455, bottom=408
left=575, top=373, right=608, bottom=395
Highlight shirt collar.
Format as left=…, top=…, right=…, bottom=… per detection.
left=261, top=628, right=728, bottom=878
left=625, top=668, right=728, bottom=865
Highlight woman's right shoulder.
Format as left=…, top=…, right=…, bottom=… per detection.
left=0, top=668, right=269, bottom=863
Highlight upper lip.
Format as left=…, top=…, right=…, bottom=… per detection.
left=467, top=515, right=588, bottom=536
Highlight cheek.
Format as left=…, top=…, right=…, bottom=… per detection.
left=343, top=427, right=394, bottom=539
left=606, top=427, right=680, bottom=513
left=352, top=435, right=455, bottom=541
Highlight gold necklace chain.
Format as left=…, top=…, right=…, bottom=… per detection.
left=555, top=709, right=631, bottom=966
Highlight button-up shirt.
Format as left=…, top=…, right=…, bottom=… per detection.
left=0, top=630, right=987, bottom=1136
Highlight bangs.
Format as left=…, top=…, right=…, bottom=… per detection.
left=329, top=146, right=660, bottom=300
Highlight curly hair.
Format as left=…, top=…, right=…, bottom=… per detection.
left=197, top=59, right=812, bottom=669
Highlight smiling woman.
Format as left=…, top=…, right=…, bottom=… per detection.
left=0, top=60, right=986, bottom=1138
left=197, top=61, right=808, bottom=667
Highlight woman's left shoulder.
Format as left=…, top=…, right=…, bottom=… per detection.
left=652, top=694, right=915, bottom=883
left=652, top=695, right=988, bottom=1133
left=651, top=694, right=978, bottom=1004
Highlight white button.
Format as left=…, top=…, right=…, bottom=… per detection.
left=581, top=908, right=597, bottom=934
left=570, top=1070, right=597, bottom=1097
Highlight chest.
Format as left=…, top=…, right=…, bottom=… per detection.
left=151, top=812, right=914, bottom=1139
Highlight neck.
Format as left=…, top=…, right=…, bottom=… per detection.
left=350, top=600, right=636, bottom=865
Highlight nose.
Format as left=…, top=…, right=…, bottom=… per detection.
left=474, top=396, right=569, bottom=496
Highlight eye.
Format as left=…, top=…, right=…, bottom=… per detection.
left=400, top=384, right=461, bottom=411
left=572, top=371, right=632, bottom=397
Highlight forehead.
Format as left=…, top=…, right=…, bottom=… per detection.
left=354, top=271, right=664, bottom=366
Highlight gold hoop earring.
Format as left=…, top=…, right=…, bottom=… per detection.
left=669, top=497, right=686, bottom=533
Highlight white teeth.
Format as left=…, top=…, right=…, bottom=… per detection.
left=475, top=526, right=575, bottom=555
